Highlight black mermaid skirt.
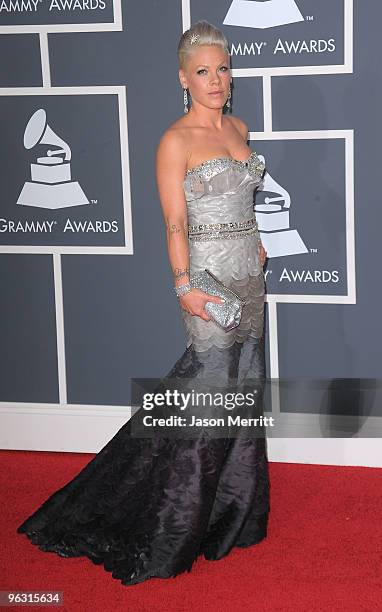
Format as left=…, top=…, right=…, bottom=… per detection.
left=17, top=334, right=270, bottom=587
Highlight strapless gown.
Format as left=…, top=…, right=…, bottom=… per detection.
left=16, top=149, right=270, bottom=587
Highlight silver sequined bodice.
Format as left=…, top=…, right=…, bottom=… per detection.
left=181, top=149, right=266, bottom=352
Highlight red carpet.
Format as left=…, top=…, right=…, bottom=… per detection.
left=1, top=450, right=381, bottom=612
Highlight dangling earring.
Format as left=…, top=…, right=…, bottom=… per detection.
left=226, top=86, right=232, bottom=109
left=183, top=88, right=189, bottom=114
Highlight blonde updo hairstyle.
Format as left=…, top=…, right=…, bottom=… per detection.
left=177, top=20, right=230, bottom=71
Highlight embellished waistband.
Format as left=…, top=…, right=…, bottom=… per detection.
left=188, top=217, right=258, bottom=242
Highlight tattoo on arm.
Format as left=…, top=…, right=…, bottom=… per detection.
left=173, top=267, right=189, bottom=280
left=168, top=224, right=181, bottom=234
left=167, top=220, right=188, bottom=235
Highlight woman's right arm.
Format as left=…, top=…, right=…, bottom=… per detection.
left=155, top=130, right=224, bottom=321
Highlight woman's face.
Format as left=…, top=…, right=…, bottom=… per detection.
left=180, top=44, right=231, bottom=111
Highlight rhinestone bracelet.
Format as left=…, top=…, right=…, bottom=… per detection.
left=174, top=282, right=192, bottom=297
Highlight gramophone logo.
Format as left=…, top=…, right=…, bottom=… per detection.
left=223, top=0, right=304, bottom=29
left=256, top=155, right=308, bottom=258
left=17, top=108, right=89, bottom=210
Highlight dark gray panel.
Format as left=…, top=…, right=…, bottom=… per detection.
left=230, top=77, right=263, bottom=132
left=63, top=254, right=187, bottom=406
left=0, top=254, right=58, bottom=402
left=0, top=34, right=41, bottom=86
left=277, top=302, right=374, bottom=378
left=276, top=303, right=382, bottom=418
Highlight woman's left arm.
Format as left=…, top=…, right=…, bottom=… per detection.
left=258, top=241, right=267, bottom=267
left=230, top=116, right=267, bottom=267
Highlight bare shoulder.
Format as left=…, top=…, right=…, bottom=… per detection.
left=155, top=120, right=190, bottom=223
left=225, top=115, right=249, bottom=141
left=156, top=123, right=186, bottom=160
left=156, top=118, right=190, bottom=170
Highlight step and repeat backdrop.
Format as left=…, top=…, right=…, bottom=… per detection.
left=0, top=1, right=381, bottom=462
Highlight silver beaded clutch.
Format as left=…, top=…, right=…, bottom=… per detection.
left=189, top=268, right=246, bottom=331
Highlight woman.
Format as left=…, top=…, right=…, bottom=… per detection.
left=17, top=21, right=270, bottom=587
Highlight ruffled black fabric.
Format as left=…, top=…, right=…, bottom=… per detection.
left=17, top=337, right=270, bottom=587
